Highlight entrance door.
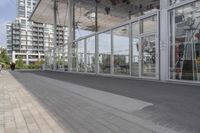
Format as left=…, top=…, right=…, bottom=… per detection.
left=131, top=13, right=159, bottom=79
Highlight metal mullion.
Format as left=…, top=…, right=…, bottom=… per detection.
left=84, top=39, right=87, bottom=73
left=76, top=42, right=78, bottom=72
left=156, top=12, right=160, bottom=79
left=95, top=34, right=99, bottom=74
left=111, top=30, right=114, bottom=75
left=140, top=32, right=157, bottom=37
left=168, top=0, right=196, bottom=10
left=129, top=23, right=132, bottom=76
left=139, top=19, right=142, bottom=78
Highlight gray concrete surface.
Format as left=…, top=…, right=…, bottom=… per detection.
left=10, top=70, right=200, bottom=133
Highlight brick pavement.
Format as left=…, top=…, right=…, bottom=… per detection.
left=0, top=71, right=66, bottom=133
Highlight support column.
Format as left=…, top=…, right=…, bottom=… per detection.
left=160, top=0, right=169, bottom=81
left=26, top=51, right=29, bottom=65
left=53, top=0, right=57, bottom=71
left=12, top=51, right=16, bottom=63
left=67, top=0, right=73, bottom=71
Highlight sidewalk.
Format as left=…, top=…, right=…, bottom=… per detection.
left=9, top=71, right=181, bottom=133
left=0, top=71, right=65, bottom=133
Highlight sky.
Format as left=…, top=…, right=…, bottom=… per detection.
left=0, top=0, right=16, bottom=48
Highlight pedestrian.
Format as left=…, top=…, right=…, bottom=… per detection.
left=10, top=62, right=15, bottom=71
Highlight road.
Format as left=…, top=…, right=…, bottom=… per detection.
left=11, top=70, right=200, bottom=133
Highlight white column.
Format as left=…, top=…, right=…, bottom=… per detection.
left=67, top=0, right=73, bottom=71
left=12, top=51, right=16, bottom=63
left=38, top=52, right=41, bottom=59
left=160, top=0, right=169, bottom=81
left=53, top=0, right=57, bottom=70
left=26, top=51, right=29, bottom=65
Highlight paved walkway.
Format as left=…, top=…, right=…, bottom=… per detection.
left=7, top=70, right=182, bottom=133
left=0, top=71, right=65, bottom=133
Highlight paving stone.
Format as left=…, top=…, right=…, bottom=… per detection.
left=0, top=71, right=65, bottom=133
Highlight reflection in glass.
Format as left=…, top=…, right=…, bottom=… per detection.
left=169, top=0, right=186, bottom=5
left=170, top=1, right=200, bottom=81
left=141, top=16, right=157, bottom=33
left=86, top=36, right=96, bottom=73
left=132, top=22, right=139, bottom=76
left=45, top=50, right=51, bottom=70
left=141, top=35, right=156, bottom=76
left=57, top=47, right=64, bottom=71
left=113, top=25, right=129, bottom=75
left=55, top=48, right=59, bottom=70
left=63, top=45, right=68, bottom=71
left=72, top=42, right=77, bottom=71
left=77, top=40, right=85, bottom=72
left=98, top=32, right=111, bottom=74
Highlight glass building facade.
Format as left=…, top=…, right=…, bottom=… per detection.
left=44, top=0, right=200, bottom=83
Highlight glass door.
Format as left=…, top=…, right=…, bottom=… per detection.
left=131, top=14, right=159, bottom=79
left=140, top=15, right=159, bottom=78
left=141, top=35, right=156, bottom=77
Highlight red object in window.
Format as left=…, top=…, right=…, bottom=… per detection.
left=195, top=33, right=200, bottom=40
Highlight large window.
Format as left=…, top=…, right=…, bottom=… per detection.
left=86, top=36, right=96, bottom=73
left=170, top=1, right=200, bottom=81
left=113, top=25, right=130, bottom=75
left=98, top=31, right=111, bottom=74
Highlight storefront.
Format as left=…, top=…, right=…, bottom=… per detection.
left=31, top=0, right=200, bottom=83
left=168, top=0, right=200, bottom=82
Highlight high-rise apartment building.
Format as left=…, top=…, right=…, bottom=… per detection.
left=7, top=0, right=67, bottom=64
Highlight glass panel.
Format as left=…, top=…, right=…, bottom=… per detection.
left=169, top=0, right=187, bottom=5
left=63, top=45, right=68, bottom=71
left=45, top=50, right=51, bottom=70
left=113, top=25, right=130, bottom=75
left=74, top=0, right=160, bottom=35
left=55, top=48, right=59, bottom=70
left=98, top=31, right=111, bottom=74
left=50, top=49, right=54, bottom=70
left=170, top=1, right=200, bottom=81
left=86, top=36, right=96, bottom=73
left=57, top=47, right=63, bottom=71
left=77, top=40, right=85, bottom=72
left=132, top=21, right=139, bottom=76
left=141, top=15, right=157, bottom=34
left=72, top=42, right=77, bottom=71
left=141, top=35, right=156, bottom=77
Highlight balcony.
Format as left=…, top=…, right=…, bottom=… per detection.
left=33, top=33, right=38, bottom=36
left=13, top=31, right=20, bottom=34
left=13, top=26, right=20, bottom=29
left=13, top=41, right=20, bottom=45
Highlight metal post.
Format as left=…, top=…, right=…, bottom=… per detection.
left=26, top=51, right=29, bottom=65
left=111, top=30, right=114, bottom=75
left=129, top=23, right=132, bottom=76
left=84, top=39, right=87, bottom=72
left=67, top=0, right=73, bottom=71
left=95, top=34, right=99, bottom=74
left=95, top=0, right=98, bottom=32
left=160, top=0, right=169, bottom=81
left=53, top=0, right=57, bottom=71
